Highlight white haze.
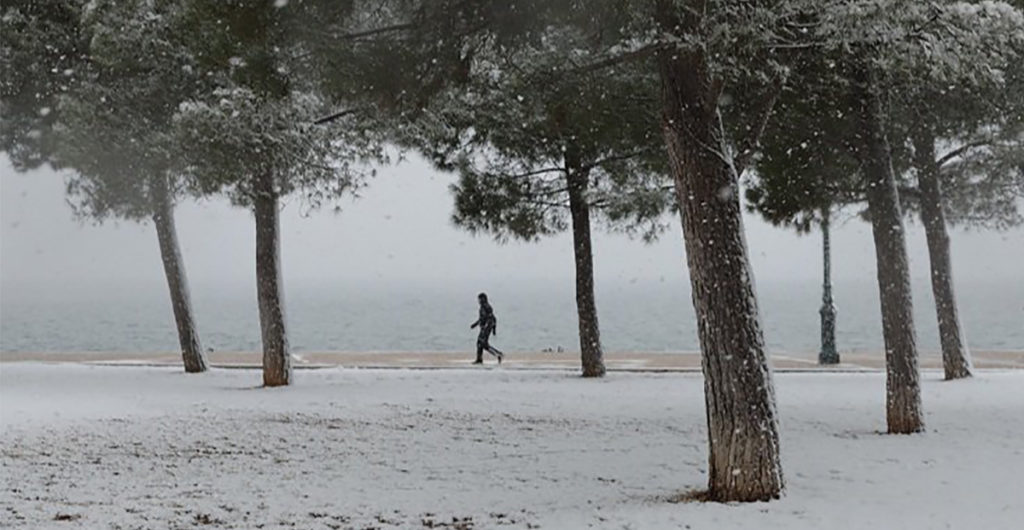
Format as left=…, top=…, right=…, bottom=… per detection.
left=1, top=155, right=1022, bottom=296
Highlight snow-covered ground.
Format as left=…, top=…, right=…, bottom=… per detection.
left=1, top=364, right=1021, bottom=529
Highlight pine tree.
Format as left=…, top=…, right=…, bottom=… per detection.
left=406, top=32, right=672, bottom=378
left=0, top=0, right=86, bottom=169
left=1, top=0, right=210, bottom=373
left=746, top=62, right=865, bottom=366
left=171, top=0, right=387, bottom=386
left=307, top=0, right=790, bottom=499
left=753, top=0, right=1024, bottom=388
left=894, top=1, right=1024, bottom=380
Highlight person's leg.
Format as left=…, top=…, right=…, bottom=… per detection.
left=486, top=341, right=503, bottom=363
left=474, top=336, right=485, bottom=364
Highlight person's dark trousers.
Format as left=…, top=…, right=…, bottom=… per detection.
left=475, top=334, right=486, bottom=363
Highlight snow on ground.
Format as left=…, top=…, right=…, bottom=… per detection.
left=1, top=364, right=1022, bottom=529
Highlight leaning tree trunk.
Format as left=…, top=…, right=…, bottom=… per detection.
left=150, top=174, right=208, bottom=373
left=912, top=128, right=973, bottom=380
left=852, top=58, right=923, bottom=434
left=819, top=208, right=839, bottom=365
left=253, top=171, right=291, bottom=387
left=655, top=4, right=784, bottom=501
left=566, top=162, right=605, bottom=378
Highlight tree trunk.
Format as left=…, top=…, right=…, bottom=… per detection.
left=912, top=128, right=973, bottom=380
left=655, top=2, right=784, bottom=501
left=566, top=162, right=605, bottom=378
left=253, top=171, right=291, bottom=387
left=150, top=175, right=208, bottom=373
left=851, top=58, right=923, bottom=434
left=819, top=208, right=839, bottom=365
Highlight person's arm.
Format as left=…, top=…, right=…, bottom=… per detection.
left=470, top=319, right=479, bottom=329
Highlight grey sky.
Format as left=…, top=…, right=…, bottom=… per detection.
left=2, top=155, right=1022, bottom=294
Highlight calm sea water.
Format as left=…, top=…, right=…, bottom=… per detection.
left=1, top=278, right=1021, bottom=355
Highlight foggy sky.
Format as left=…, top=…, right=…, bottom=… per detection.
left=2, top=155, right=1022, bottom=296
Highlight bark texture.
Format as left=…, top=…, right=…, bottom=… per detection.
left=852, top=59, right=923, bottom=434
left=912, top=128, right=973, bottom=380
left=819, top=209, right=839, bottom=365
left=655, top=2, right=784, bottom=501
left=151, top=175, right=208, bottom=374
left=254, top=171, right=291, bottom=387
left=566, top=164, right=605, bottom=378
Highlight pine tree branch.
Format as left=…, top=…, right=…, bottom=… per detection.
left=936, top=139, right=991, bottom=168
left=528, top=199, right=569, bottom=209
left=334, top=23, right=415, bottom=41
left=898, top=186, right=922, bottom=200
left=582, top=149, right=651, bottom=171
left=733, top=76, right=785, bottom=176
left=908, top=6, right=944, bottom=39
left=532, top=186, right=569, bottom=197
left=765, top=41, right=827, bottom=50
left=504, top=166, right=566, bottom=180
left=562, top=43, right=665, bottom=76
left=312, top=107, right=368, bottom=125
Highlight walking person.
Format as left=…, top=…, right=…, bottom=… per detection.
left=471, top=292, right=504, bottom=364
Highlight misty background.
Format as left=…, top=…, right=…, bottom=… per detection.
left=2, top=156, right=1022, bottom=354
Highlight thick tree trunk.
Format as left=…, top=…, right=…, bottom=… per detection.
left=253, top=171, right=291, bottom=387
left=566, top=164, right=605, bottom=378
left=912, top=128, right=973, bottom=380
left=852, top=58, right=923, bottom=434
left=819, top=209, right=839, bottom=365
left=655, top=4, right=784, bottom=501
left=150, top=175, right=208, bottom=373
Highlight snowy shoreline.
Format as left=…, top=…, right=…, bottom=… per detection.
left=2, top=349, right=1023, bottom=371
left=2, top=364, right=1023, bottom=529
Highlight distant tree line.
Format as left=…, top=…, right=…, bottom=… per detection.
left=3, top=0, right=1023, bottom=502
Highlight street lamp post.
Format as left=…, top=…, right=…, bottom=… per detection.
left=819, top=207, right=840, bottom=365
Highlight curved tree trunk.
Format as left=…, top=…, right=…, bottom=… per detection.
left=852, top=58, right=923, bottom=434
left=150, top=175, right=208, bottom=373
left=656, top=2, right=784, bottom=501
left=566, top=163, right=605, bottom=378
left=912, top=128, right=973, bottom=380
left=253, top=171, right=291, bottom=387
left=819, top=208, right=839, bottom=365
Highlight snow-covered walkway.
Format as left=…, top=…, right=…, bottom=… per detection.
left=1, top=364, right=1021, bottom=529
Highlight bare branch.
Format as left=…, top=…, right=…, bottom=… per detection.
left=532, top=186, right=569, bottom=197
left=531, top=199, right=569, bottom=208
left=936, top=139, right=991, bottom=167
left=333, top=23, right=415, bottom=41
left=732, top=76, right=785, bottom=176
left=583, top=149, right=651, bottom=171
left=562, top=43, right=665, bottom=77
left=313, top=107, right=368, bottom=125
left=504, top=166, right=566, bottom=180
